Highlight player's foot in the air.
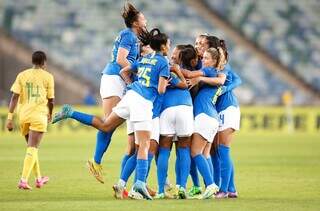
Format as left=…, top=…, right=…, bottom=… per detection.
left=178, top=187, right=187, bottom=199
left=227, top=191, right=238, bottom=198
left=18, top=180, right=32, bottom=190
left=87, top=159, right=104, bottom=184
left=52, top=104, right=73, bottom=124
left=215, top=191, right=229, bottom=199
left=35, top=176, right=49, bottom=188
left=200, top=184, right=219, bottom=199
left=188, top=186, right=202, bottom=198
left=112, top=184, right=127, bottom=199
left=132, top=181, right=153, bottom=200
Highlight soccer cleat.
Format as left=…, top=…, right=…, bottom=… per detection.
left=35, top=176, right=49, bottom=188
left=18, top=180, right=32, bottom=190
left=87, top=159, right=104, bottom=184
left=132, top=181, right=153, bottom=200
left=52, top=104, right=73, bottom=124
left=146, top=185, right=156, bottom=197
left=200, top=184, right=219, bottom=199
left=215, top=191, right=229, bottom=199
left=128, top=188, right=144, bottom=200
left=154, top=193, right=165, bottom=199
left=178, top=187, right=187, bottom=199
left=164, top=182, right=173, bottom=192
left=123, top=189, right=129, bottom=198
left=188, top=186, right=202, bottom=198
left=227, top=191, right=238, bottom=198
left=112, top=184, right=127, bottom=199
left=166, top=185, right=179, bottom=199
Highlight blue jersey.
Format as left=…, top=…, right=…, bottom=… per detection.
left=153, top=95, right=164, bottom=118
left=194, top=67, right=227, bottom=119
left=102, top=28, right=139, bottom=76
left=216, top=64, right=240, bottom=112
left=195, top=59, right=202, bottom=70
left=128, top=52, right=170, bottom=102
left=161, top=72, right=193, bottom=112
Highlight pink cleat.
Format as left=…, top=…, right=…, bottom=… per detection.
left=215, top=191, right=228, bottom=199
left=227, top=191, right=238, bottom=198
left=35, top=176, right=49, bottom=188
left=18, top=180, right=32, bottom=190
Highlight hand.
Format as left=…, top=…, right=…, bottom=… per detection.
left=170, top=64, right=180, bottom=73
left=6, top=119, right=14, bottom=131
left=48, top=114, right=52, bottom=123
left=186, top=77, right=200, bottom=89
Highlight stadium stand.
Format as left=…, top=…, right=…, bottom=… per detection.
left=203, top=0, right=320, bottom=91
left=0, top=0, right=317, bottom=104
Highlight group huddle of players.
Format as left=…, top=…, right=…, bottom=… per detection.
left=6, top=3, right=241, bottom=200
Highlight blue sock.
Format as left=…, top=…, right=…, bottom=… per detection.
left=175, top=149, right=181, bottom=186
left=120, top=153, right=137, bottom=182
left=157, top=147, right=170, bottom=194
left=190, top=157, right=200, bottom=187
left=211, top=152, right=221, bottom=187
left=146, top=153, right=154, bottom=180
left=228, top=161, right=236, bottom=193
left=193, top=154, right=213, bottom=187
left=71, top=111, right=94, bottom=125
left=178, top=147, right=191, bottom=189
left=206, top=157, right=214, bottom=182
left=120, top=154, right=130, bottom=175
left=218, top=144, right=232, bottom=192
left=93, top=130, right=114, bottom=164
left=136, top=159, right=148, bottom=183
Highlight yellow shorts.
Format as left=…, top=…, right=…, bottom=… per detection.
left=19, top=116, right=47, bottom=136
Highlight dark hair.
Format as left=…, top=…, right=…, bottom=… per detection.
left=122, top=3, right=140, bottom=28
left=138, top=28, right=168, bottom=51
left=204, top=36, right=228, bottom=62
left=32, top=51, right=46, bottom=66
left=179, top=45, right=198, bottom=70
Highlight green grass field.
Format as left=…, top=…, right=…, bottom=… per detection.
left=0, top=129, right=319, bottom=211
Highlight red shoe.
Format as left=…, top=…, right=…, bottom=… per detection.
left=18, top=180, right=32, bottom=190
left=35, top=176, right=49, bottom=188
left=123, top=189, right=129, bottom=198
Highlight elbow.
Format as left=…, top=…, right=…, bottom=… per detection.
left=116, top=58, right=126, bottom=68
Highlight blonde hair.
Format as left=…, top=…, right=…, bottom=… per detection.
left=205, top=47, right=226, bottom=70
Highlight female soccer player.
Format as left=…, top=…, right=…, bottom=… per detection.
left=155, top=45, right=193, bottom=199
left=205, top=37, right=242, bottom=199
left=6, top=51, right=54, bottom=190
left=87, top=3, right=147, bottom=184
left=186, top=47, right=227, bottom=199
left=53, top=28, right=171, bottom=200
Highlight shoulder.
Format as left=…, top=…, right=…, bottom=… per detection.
left=40, top=70, right=54, bottom=80
left=155, top=55, right=169, bottom=66
left=17, top=68, right=32, bottom=78
left=120, top=28, right=135, bottom=39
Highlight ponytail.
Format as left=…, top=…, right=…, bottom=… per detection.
left=122, top=3, right=140, bottom=28
left=138, top=28, right=168, bottom=51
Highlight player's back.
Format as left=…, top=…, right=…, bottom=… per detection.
left=11, top=68, right=54, bottom=119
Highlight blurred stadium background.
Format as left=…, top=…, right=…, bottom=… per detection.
left=0, top=0, right=319, bottom=105
left=0, top=1, right=319, bottom=210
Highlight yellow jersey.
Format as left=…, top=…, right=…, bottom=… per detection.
left=10, top=68, right=54, bottom=121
